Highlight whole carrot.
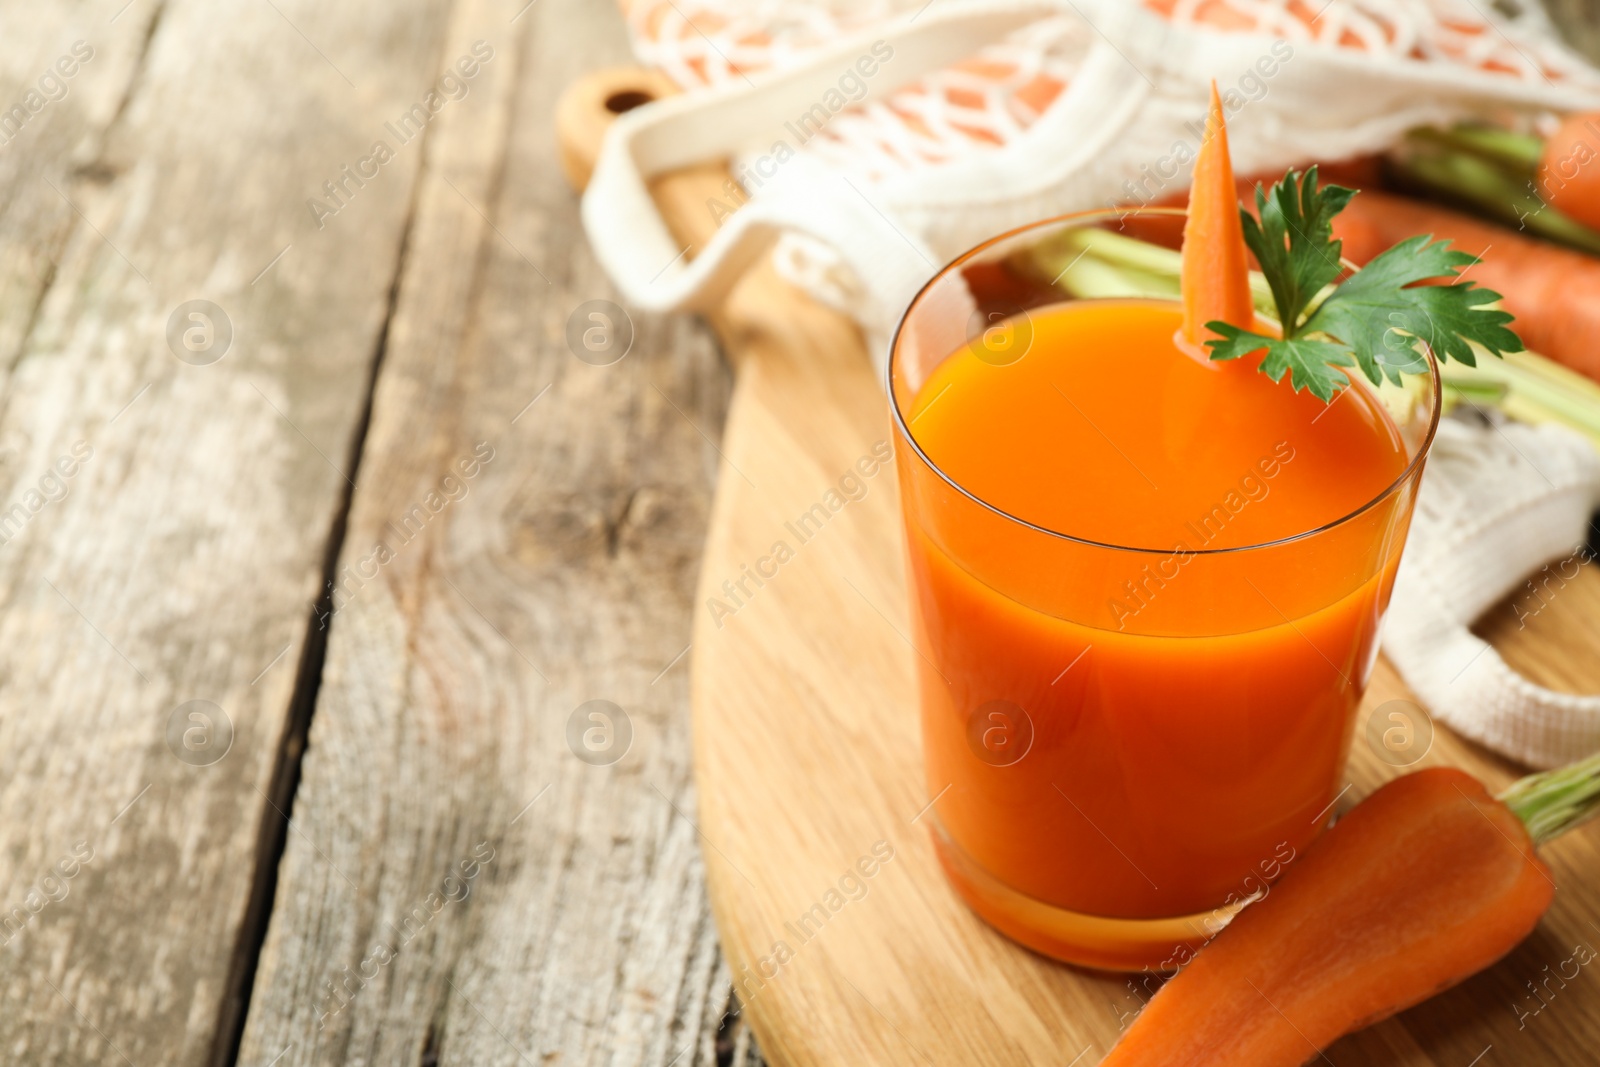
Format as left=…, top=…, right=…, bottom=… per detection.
left=1538, top=112, right=1600, bottom=233
left=1332, top=190, right=1600, bottom=383
left=1100, top=761, right=1594, bottom=1067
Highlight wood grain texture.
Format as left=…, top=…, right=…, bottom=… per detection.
left=235, top=2, right=758, bottom=1064
left=0, top=2, right=159, bottom=371
left=0, top=0, right=456, bottom=1062
left=546, top=74, right=1600, bottom=1067
left=1475, top=550, right=1600, bottom=697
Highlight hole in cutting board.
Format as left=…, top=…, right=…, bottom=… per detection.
left=605, top=88, right=655, bottom=113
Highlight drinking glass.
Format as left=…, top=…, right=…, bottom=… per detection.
left=889, top=208, right=1440, bottom=971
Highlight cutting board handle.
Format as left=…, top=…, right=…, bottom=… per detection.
left=553, top=67, right=872, bottom=381
left=554, top=67, right=679, bottom=193
left=555, top=65, right=754, bottom=309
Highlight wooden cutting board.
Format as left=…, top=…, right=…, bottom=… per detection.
left=558, top=69, right=1600, bottom=1065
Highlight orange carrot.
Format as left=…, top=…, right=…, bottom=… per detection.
left=1307, top=155, right=1384, bottom=191
left=1101, top=768, right=1554, bottom=1067
left=1180, top=82, right=1254, bottom=345
left=1332, top=189, right=1600, bottom=382
left=1538, top=112, right=1600, bottom=232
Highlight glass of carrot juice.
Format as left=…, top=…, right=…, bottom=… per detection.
left=890, top=208, right=1440, bottom=972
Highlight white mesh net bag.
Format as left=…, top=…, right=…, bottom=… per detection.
left=589, top=0, right=1600, bottom=348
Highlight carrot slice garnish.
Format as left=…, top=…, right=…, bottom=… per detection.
left=1181, top=81, right=1255, bottom=345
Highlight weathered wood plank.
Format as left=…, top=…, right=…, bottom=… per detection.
left=0, top=2, right=160, bottom=382
left=0, top=0, right=458, bottom=1061
left=236, top=0, right=756, bottom=1063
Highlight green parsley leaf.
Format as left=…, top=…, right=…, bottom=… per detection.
left=1204, top=168, right=1523, bottom=400
left=1303, top=234, right=1522, bottom=385
left=1206, top=323, right=1354, bottom=402
left=1242, top=166, right=1353, bottom=334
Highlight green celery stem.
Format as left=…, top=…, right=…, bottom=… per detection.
left=1499, top=749, right=1600, bottom=845
left=1031, top=228, right=1278, bottom=323
left=1412, top=124, right=1545, bottom=172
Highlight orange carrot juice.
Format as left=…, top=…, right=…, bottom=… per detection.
left=892, top=282, right=1433, bottom=971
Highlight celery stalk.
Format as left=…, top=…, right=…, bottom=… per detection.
left=1441, top=349, right=1600, bottom=450
left=1027, top=228, right=1277, bottom=321
left=1049, top=250, right=1179, bottom=302
left=1409, top=124, right=1545, bottom=173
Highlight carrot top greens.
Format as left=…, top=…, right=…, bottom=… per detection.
left=1205, top=167, right=1525, bottom=401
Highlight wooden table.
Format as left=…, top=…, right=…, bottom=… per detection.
left=5, top=1, right=1600, bottom=1065
left=0, top=0, right=763, bottom=1063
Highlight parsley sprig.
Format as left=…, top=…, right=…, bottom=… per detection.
left=1205, top=167, right=1524, bottom=402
